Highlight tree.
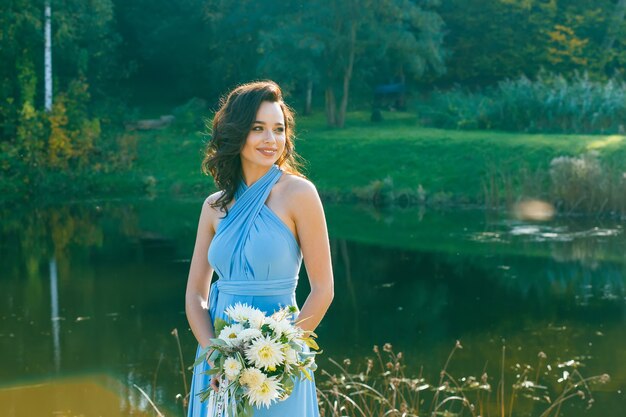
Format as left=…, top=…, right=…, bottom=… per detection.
left=44, top=0, right=52, bottom=111
left=438, top=0, right=625, bottom=86
left=257, top=0, right=445, bottom=127
left=602, top=0, right=626, bottom=52
left=113, top=0, right=211, bottom=100
left=1, top=0, right=124, bottom=185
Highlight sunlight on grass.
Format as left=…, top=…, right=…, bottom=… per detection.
left=586, top=134, right=625, bottom=150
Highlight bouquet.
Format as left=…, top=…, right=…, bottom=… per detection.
left=193, top=302, right=320, bottom=417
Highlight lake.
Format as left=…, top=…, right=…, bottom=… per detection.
left=0, top=198, right=623, bottom=416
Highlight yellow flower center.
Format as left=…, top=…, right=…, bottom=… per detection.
left=260, top=382, right=270, bottom=394
left=259, top=346, right=272, bottom=360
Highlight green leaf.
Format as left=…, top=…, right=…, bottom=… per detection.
left=282, top=375, right=295, bottom=393
left=198, top=387, right=214, bottom=402
left=300, top=367, right=312, bottom=381
left=242, top=401, right=254, bottom=417
left=304, top=337, right=319, bottom=350
left=214, top=317, right=229, bottom=335
left=207, top=367, right=221, bottom=375
left=192, top=345, right=212, bottom=367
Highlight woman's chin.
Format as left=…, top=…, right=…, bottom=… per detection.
left=241, top=158, right=278, bottom=169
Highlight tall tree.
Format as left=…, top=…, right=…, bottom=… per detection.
left=256, top=0, right=445, bottom=127
left=44, top=0, right=52, bottom=111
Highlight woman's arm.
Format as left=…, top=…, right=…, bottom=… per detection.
left=290, top=180, right=334, bottom=332
left=185, top=195, right=218, bottom=349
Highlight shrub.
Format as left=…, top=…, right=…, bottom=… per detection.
left=418, top=71, right=626, bottom=134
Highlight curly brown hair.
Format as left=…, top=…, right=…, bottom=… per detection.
left=201, top=80, right=306, bottom=216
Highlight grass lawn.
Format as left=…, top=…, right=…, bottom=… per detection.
left=2, top=109, right=624, bottom=207
left=126, top=109, right=626, bottom=206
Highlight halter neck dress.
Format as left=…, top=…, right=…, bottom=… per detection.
left=187, top=164, right=320, bottom=417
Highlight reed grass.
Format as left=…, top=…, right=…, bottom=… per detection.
left=316, top=341, right=610, bottom=417
left=139, top=335, right=609, bottom=417
left=419, top=71, right=626, bottom=134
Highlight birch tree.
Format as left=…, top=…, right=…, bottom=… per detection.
left=44, top=0, right=52, bottom=111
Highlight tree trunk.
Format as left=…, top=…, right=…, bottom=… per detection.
left=304, top=77, right=313, bottom=115
left=337, top=21, right=356, bottom=129
left=325, top=85, right=337, bottom=127
left=44, top=0, right=52, bottom=111
left=603, top=0, right=626, bottom=52
left=397, top=64, right=406, bottom=110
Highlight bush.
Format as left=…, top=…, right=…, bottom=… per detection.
left=172, top=97, right=209, bottom=131
left=418, top=71, right=626, bottom=134
left=549, top=151, right=626, bottom=214
left=0, top=78, right=138, bottom=200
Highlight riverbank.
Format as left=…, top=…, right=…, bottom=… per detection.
left=3, top=110, right=625, bottom=215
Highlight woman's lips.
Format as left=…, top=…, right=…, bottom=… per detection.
left=257, top=148, right=277, bottom=156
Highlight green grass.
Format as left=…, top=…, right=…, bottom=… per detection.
left=3, top=108, right=625, bottom=207
left=127, top=109, right=626, bottom=206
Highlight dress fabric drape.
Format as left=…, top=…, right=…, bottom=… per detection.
left=187, top=164, right=320, bottom=417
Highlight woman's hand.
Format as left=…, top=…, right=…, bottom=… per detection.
left=210, top=374, right=221, bottom=392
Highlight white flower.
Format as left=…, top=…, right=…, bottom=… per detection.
left=284, top=347, right=298, bottom=365
left=247, top=309, right=266, bottom=329
left=239, top=367, right=266, bottom=389
left=223, top=356, right=243, bottom=380
left=245, top=335, right=285, bottom=370
left=266, top=317, right=295, bottom=338
left=224, top=302, right=252, bottom=322
left=218, top=323, right=244, bottom=346
left=237, top=328, right=263, bottom=343
left=282, top=347, right=299, bottom=372
left=244, top=375, right=282, bottom=408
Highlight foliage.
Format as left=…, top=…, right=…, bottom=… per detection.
left=113, top=0, right=210, bottom=100
left=436, top=0, right=623, bottom=87
left=549, top=151, right=626, bottom=215
left=0, top=1, right=137, bottom=198
left=0, top=79, right=137, bottom=200
left=418, top=71, right=626, bottom=134
left=254, top=0, right=445, bottom=127
left=172, top=98, right=210, bottom=132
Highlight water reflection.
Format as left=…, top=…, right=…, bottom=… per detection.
left=49, top=257, right=60, bottom=373
left=0, top=200, right=624, bottom=416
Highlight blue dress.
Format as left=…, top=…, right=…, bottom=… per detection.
left=187, top=163, right=320, bottom=417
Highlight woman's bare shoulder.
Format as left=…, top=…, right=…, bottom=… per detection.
left=202, top=190, right=228, bottom=233
left=281, top=173, right=320, bottom=204
left=204, top=190, right=226, bottom=206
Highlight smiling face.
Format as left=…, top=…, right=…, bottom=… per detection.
left=240, top=100, right=286, bottom=170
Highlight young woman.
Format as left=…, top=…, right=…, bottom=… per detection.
left=185, top=80, right=334, bottom=416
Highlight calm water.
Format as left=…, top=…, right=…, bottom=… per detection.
left=0, top=198, right=624, bottom=416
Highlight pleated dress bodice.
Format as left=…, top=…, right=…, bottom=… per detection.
left=206, top=163, right=303, bottom=322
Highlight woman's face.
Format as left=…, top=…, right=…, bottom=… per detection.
left=240, top=100, right=286, bottom=170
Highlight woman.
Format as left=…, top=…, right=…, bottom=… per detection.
left=185, top=80, right=334, bottom=416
